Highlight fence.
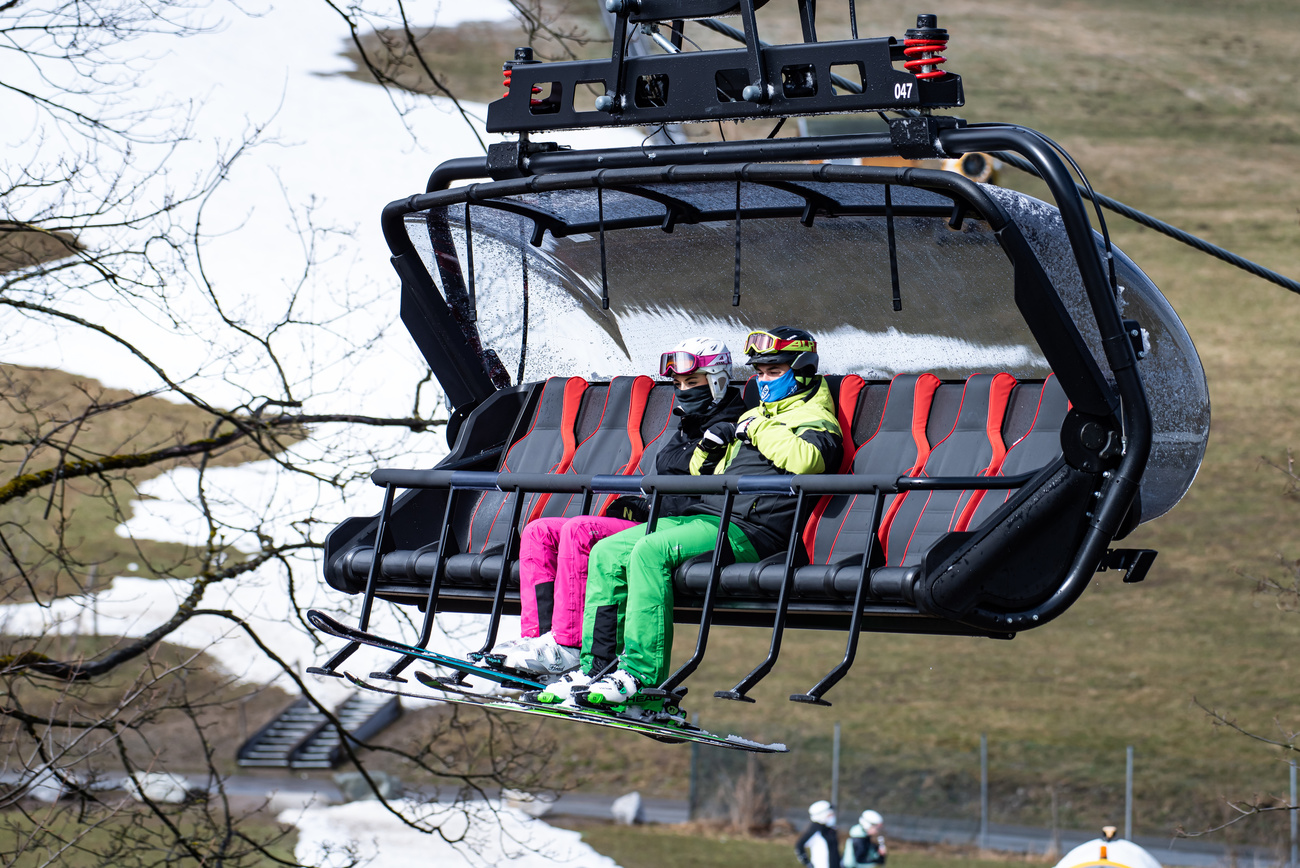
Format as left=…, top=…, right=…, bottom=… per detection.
left=686, top=724, right=1299, bottom=864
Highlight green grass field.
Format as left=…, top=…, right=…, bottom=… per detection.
left=554, top=819, right=1043, bottom=868
left=336, top=0, right=1300, bottom=849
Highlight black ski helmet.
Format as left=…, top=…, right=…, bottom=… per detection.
left=745, top=325, right=819, bottom=376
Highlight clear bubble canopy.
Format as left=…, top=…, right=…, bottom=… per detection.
left=405, top=178, right=1208, bottom=523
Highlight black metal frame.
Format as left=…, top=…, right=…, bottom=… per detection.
left=486, top=4, right=962, bottom=133
left=315, top=11, right=1157, bottom=701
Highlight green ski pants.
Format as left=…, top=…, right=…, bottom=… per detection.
left=581, top=515, right=759, bottom=687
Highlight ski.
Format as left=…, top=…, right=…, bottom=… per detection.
left=409, top=670, right=788, bottom=753
left=306, top=609, right=544, bottom=691
left=340, top=670, right=691, bottom=746
left=339, top=670, right=786, bottom=752
left=309, top=610, right=787, bottom=752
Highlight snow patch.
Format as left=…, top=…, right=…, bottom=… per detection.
left=281, top=799, right=620, bottom=868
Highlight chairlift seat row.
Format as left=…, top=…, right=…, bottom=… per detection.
left=323, top=370, right=1075, bottom=632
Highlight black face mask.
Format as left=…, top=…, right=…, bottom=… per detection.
left=674, top=384, right=714, bottom=416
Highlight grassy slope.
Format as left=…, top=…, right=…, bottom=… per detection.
left=339, top=0, right=1300, bottom=846
left=0, top=364, right=297, bottom=601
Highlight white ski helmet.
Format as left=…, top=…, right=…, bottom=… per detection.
left=658, top=336, right=732, bottom=402
left=859, top=809, right=883, bottom=829
left=808, top=800, right=835, bottom=825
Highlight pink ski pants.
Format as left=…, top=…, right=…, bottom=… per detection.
left=519, top=515, right=640, bottom=646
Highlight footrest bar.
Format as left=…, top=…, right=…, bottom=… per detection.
left=789, top=693, right=832, bottom=706
left=713, top=690, right=756, bottom=703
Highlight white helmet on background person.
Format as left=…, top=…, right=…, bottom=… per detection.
left=859, top=809, right=883, bottom=829
left=658, top=336, right=732, bottom=402
left=808, top=799, right=835, bottom=826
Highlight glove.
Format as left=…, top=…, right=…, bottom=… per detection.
left=606, top=495, right=649, bottom=523
left=700, top=421, right=736, bottom=451
left=735, top=415, right=759, bottom=443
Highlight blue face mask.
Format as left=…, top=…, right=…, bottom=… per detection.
left=756, top=368, right=799, bottom=403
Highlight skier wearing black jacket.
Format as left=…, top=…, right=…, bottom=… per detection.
left=796, top=800, right=839, bottom=868
left=608, top=370, right=745, bottom=521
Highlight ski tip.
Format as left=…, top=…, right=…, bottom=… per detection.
left=724, top=736, right=789, bottom=753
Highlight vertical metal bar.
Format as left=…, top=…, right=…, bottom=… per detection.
left=654, top=490, right=737, bottom=694
left=357, top=484, right=397, bottom=632
left=607, top=7, right=631, bottom=110
left=1290, top=759, right=1297, bottom=868
left=598, top=185, right=609, bottom=310
left=471, top=485, right=528, bottom=656
left=1125, top=745, right=1134, bottom=839
left=732, top=180, right=742, bottom=306
left=832, top=720, right=841, bottom=812
left=308, top=483, right=397, bottom=677
left=789, top=490, right=885, bottom=705
left=979, top=733, right=989, bottom=850
left=689, top=712, right=701, bottom=820
left=644, top=489, right=664, bottom=533
left=797, top=0, right=817, bottom=42
left=464, top=203, right=477, bottom=322
left=374, top=487, right=462, bottom=680
left=737, top=0, right=768, bottom=102
left=885, top=184, right=901, bottom=311
left=716, top=489, right=806, bottom=700
left=517, top=229, right=530, bottom=384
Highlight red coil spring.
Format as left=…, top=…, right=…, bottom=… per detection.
left=902, top=37, right=948, bottom=80
left=502, top=67, right=544, bottom=104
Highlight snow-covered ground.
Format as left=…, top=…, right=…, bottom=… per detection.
left=281, top=799, right=618, bottom=868
left=0, top=1, right=639, bottom=863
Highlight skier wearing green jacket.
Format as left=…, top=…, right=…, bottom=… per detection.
left=537, top=326, right=842, bottom=712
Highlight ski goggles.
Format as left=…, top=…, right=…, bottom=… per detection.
left=659, top=349, right=731, bottom=376
left=743, top=330, right=816, bottom=356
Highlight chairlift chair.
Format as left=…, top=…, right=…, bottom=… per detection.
left=312, top=4, right=1209, bottom=706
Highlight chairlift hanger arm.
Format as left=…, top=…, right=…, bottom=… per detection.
left=602, top=183, right=704, bottom=230
left=462, top=188, right=565, bottom=247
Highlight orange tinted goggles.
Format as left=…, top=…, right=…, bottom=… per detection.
left=743, top=330, right=816, bottom=356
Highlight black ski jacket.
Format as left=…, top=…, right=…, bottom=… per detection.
left=686, top=377, right=842, bottom=556
left=795, top=821, right=839, bottom=868
left=605, top=387, right=744, bottom=521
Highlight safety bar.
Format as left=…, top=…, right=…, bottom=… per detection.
left=368, top=469, right=1040, bottom=496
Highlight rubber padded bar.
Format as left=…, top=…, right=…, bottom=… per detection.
left=497, top=472, right=593, bottom=493
left=370, top=469, right=499, bottom=490
left=590, top=474, right=646, bottom=494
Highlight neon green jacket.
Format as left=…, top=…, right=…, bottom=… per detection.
left=687, top=376, right=842, bottom=554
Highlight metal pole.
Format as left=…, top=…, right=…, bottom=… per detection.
left=689, top=713, right=700, bottom=821
left=1125, top=746, right=1134, bottom=840
left=1290, top=758, right=1297, bottom=868
left=979, top=733, right=989, bottom=850
left=832, top=721, right=841, bottom=814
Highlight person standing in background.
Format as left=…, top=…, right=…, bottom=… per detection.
left=843, top=809, right=887, bottom=868
left=796, top=800, right=839, bottom=868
